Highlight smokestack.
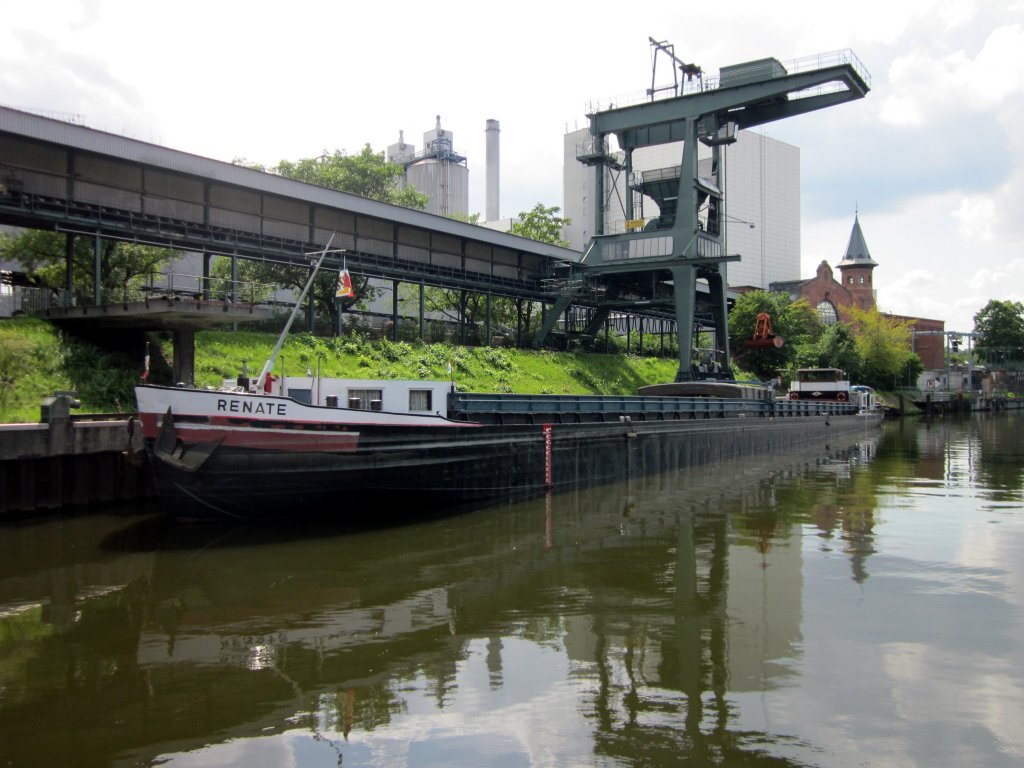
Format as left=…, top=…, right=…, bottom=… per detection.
left=485, top=119, right=500, bottom=222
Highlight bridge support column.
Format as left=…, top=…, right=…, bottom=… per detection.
left=392, top=279, right=399, bottom=341
left=671, top=265, right=697, bottom=382
left=93, top=231, right=101, bottom=305
left=706, top=268, right=733, bottom=378
left=486, top=292, right=492, bottom=346
left=202, top=251, right=212, bottom=300
left=64, top=233, right=75, bottom=307
left=172, top=329, right=195, bottom=386
left=419, top=282, right=425, bottom=341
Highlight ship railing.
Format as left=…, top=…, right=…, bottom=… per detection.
left=451, top=392, right=860, bottom=423
left=770, top=399, right=859, bottom=417
left=453, top=392, right=766, bottom=422
left=452, top=394, right=861, bottom=423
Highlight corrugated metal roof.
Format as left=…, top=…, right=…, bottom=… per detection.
left=0, top=105, right=578, bottom=261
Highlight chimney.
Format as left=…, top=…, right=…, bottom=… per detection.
left=485, top=119, right=500, bottom=222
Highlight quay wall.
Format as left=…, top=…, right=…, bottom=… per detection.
left=0, top=417, right=153, bottom=516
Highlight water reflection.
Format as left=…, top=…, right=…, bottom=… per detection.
left=2, top=415, right=1023, bottom=767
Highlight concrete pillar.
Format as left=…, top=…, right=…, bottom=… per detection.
left=172, top=329, right=195, bottom=385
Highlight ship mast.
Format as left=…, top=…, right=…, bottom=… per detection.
left=255, top=234, right=339, bottom=392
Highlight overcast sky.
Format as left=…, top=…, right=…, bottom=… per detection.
left=3, top=1, right=1022, bottom=333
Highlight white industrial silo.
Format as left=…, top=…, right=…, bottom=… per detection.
left=404, top=116, right=469, bottom=218
left=387, top=130, right=416, bottom=165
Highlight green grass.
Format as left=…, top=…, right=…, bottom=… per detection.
left=181, top=330, right=681, bottom=396
left=0, top=317, right=76, bottom=422
left=0, top=321, right=684, bottom=422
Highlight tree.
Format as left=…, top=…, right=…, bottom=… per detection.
left=801, top=321, right=862, bottom=382
left=446, top=211, right=482, bottom=225
left=973, top=299, right=1024, bottom=364
left=0, top=229, right=176, bottom=303
left=509, top=203, right=570, bottom=247
left=844, top=305, right=920, bottom=389
left=270, top=146, right=429, bottom=210
left=728, top=290, right=823, bottom=380
left=232, top=146, right=428, bottom=329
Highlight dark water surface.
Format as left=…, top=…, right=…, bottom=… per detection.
left=2, top=415, right=1022, bottom=767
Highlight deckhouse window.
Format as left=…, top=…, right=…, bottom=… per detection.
left=409, top=389, right=433, bottom=412
left=347, top=388, right=382, bottom=410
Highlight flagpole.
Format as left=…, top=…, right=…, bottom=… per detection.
left=256, top=234, right=337, bottom=392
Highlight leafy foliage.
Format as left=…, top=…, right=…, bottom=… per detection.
left=0, top=230, right=176, bottom=303
left=230, top=145, right=429, bottom=326
left=509, top=203, right=571, bottom=247
left=0, top=317, right=140, bottom=421
left=801, top=322, right=862, bottom=381
left=270, top=146, right=429, bottom=210
left=728, top=290, right=822, bottom=379
left=973, top=299, right=1024, bottom=364
left=844, top=305, right=920, bottom=389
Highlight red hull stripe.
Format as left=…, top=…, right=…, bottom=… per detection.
left=138, top=413, right=360, bottom=452
left=166, top=423, right=359, bottom=453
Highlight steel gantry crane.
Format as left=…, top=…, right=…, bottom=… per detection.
left=534, top=42, right=871, bottom=382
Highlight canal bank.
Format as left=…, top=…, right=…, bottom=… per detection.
left=0, top=393, right=153, bottom=515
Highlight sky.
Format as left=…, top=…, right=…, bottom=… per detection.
left=2, top=0, right=1023, bottom=334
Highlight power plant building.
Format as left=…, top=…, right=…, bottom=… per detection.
left=562, top=127, right=801, bottom=290
left=387, top=116, right=469, bottom=219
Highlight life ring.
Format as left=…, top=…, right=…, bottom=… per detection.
left=836, top=392, right=848, bottom=401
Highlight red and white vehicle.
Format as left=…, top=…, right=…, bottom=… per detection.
left=787, top=368, right=851, bottom=402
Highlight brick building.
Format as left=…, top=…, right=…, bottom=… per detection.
left=770, top=214, right=945, bottom=370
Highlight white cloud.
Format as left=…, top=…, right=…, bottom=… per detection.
left=881, top=23, right=1024, bottom=126
left=967, top=260, right=1024, bottom=294
left=955, top=195, right=997, bottom=241
left=936, top=0, right=978, bottom=29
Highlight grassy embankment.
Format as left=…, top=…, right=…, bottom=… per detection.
left=0, top=316, right=683, bottom=423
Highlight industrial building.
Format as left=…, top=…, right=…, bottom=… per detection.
left=562, top=126, right=801, bottom=291
left=386, top=116, right=470, bottom=219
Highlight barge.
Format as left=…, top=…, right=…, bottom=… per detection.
left=135, top=375, right=881, bottom=522
left=132, top=241, right=882, bottom=523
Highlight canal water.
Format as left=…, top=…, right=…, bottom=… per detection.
left=1, top=414, right=1022, bottom=767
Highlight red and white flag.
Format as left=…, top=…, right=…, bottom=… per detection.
left=335, top=269, right=354, bottom=299
left=141, top=341, right=150, bottom=381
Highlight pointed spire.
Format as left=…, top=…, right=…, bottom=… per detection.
left=838, top=212, right=878, bottom=267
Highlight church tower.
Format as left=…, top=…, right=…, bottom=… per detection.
left=837, top=213, right=877, bottom=310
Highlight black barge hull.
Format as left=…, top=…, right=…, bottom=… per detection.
left=147, top=414, right=881, bottom=522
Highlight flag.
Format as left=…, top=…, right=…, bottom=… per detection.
left=335, top=268, right=354, bottom=299
left=141, top=341, right=150, bottom=381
